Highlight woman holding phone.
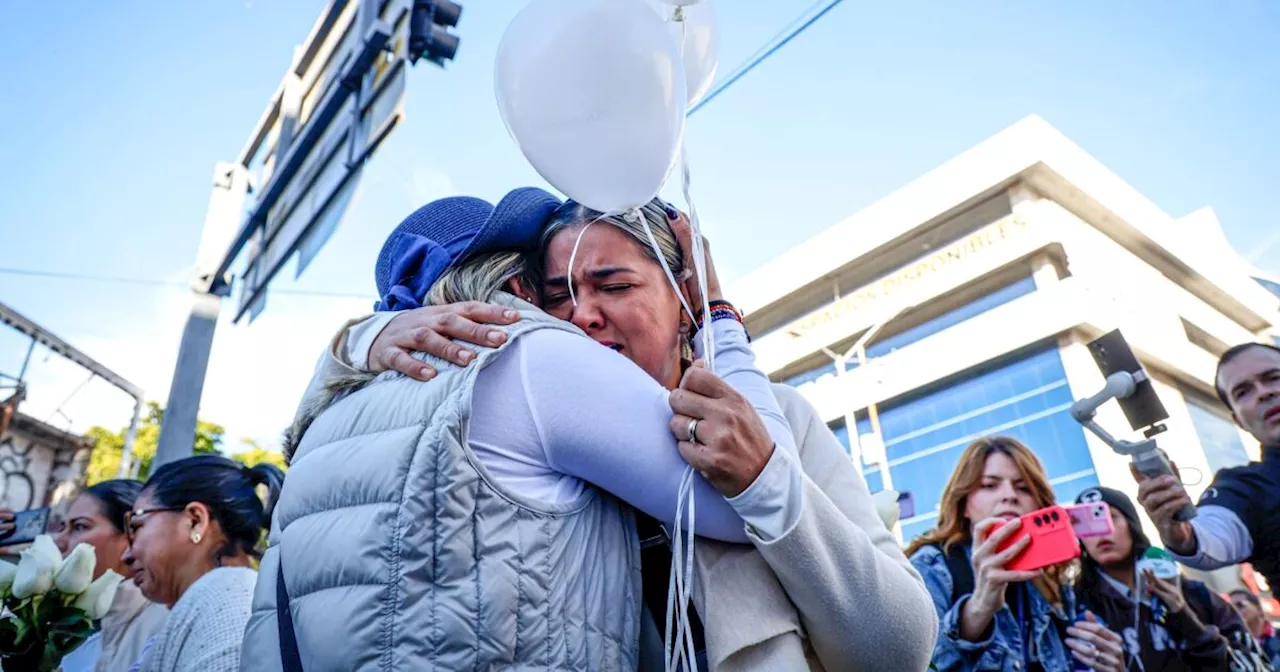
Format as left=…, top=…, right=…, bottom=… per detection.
left=906, top=436, right=1126, bottom=672
left=1072, top=486, right=1271, bottom=672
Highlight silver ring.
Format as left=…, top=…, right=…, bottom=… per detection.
left=688, top=419, right=700, bottom=444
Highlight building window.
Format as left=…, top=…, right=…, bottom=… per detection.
left=854, top=346, right=1098, bottom=544
left=785, top=361, right=839, bottom=388
left=863, top=275, right=1037, bottom=360
left=828, top=418, right=884, bottom=493
left=1184, top=390, right=1250, bottom=473
left=781, top=275, right=1036, bottom=388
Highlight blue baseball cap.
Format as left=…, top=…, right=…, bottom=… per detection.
left=374, top=187, right=562, bottom=311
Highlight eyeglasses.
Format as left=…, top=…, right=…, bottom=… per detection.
left=124, top=507, right=183, bottom=544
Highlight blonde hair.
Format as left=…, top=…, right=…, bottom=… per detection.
left=426, top=251, right=526, bottom=305
left=530, top=199, right=685, bottom=288
left=904, top=436, right=1073, bottom=605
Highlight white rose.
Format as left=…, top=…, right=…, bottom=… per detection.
left=73, top=570, right=123, bottom=620
left=872, top=489, right=901, bottom=530
left=11, top=535, right=62, bottom=599
left=0, top=561, right=16, bottom=594
left=54, top=543, right=97, bottom=595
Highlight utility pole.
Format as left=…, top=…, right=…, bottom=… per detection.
left=153, top=163, right=250, bottom=469
left=154, top=0, right=459, bottom=467
left=819, top=300, right=915, bottom=485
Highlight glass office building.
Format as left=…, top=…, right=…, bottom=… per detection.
left=732, top=117, right=1280, bottom=585
left=830, top=345, right=1099, bottom=541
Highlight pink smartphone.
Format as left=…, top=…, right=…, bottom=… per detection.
left=1065, top=502, right=1114, bottom=538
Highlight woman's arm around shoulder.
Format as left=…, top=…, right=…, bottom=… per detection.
left=519, top=329, right=754, bottom=542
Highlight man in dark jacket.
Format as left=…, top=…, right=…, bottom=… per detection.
left=1074, top=486, right=1273, bottom=671
left=1134, top=343, right=1280, bottom=590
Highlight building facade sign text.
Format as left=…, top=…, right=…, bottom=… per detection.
left=784, top=214, right=1030, bottom=338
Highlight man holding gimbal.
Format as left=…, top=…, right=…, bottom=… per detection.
left=1135, top=343, right=1280, bottom=590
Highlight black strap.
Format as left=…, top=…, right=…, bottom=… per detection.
left=939, top=543, right=975, bottom=604
left=637, top=514, right=707, bottom=661
left=277, top=560, right=304, bottom=672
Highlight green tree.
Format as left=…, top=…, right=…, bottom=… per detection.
left=231, top=438, right=288, bottom=472
left=85, top=402, right=224, bottom=484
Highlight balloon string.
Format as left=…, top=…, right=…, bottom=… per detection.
left=669, top=6, right=715, bottom=374
left=681, top=150, right=713, bottom=373
left=572, top=209, right=701, bottom=671
left=665, top=16, right=706, bottom=669
left=665, top=467, right=698, bottom=671
left=639, top=212, right=697, bottom=324
left=567, top=207, right=696, bottom=328
left=565, top=217, right=600, bottom=307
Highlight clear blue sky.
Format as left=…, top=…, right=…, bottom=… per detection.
left=1, top=1, right=1276, bottom=448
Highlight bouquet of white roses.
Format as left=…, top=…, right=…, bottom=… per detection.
left=0, top=535, right=122, bottom=672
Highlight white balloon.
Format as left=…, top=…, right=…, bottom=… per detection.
left=658, top=1, right=719, bottom=108
left=495, top=0, right=687, bottom=213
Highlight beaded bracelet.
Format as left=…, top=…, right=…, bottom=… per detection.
left=691, top=300, right=750, bottom=342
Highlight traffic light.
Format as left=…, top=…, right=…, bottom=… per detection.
left=409, top=0, right=462, bottom=66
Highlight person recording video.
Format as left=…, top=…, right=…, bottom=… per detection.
left=1073, top=487, right=1271, bottom=672
left=1133, top=343, right=1280, bottom=592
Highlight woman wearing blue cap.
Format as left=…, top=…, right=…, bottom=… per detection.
left=243, top=189, right=936, bottom=671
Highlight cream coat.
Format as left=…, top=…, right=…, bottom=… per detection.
left=687, top=384, right=937, bottom=671
left=96, top=581, right=168, bottom=672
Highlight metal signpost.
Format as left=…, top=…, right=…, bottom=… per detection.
left=154, top=0, right=461, bottom=468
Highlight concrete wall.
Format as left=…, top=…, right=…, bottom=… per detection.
left=0, top=415, right=92, bottom=512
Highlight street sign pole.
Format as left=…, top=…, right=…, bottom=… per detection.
left=154, top=163, right=250, bottom=469
left=155, top=0, right=459, bottom=466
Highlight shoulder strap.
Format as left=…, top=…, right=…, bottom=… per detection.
left=277, top=561, right=304, bottom=672
left=938, top=543, right=975, bottom=604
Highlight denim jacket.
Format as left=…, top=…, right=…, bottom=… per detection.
left=910, top=544, right=1082, bottom=672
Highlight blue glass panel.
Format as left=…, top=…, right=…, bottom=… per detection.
left=830, top=418, right=889, bottom=492
left=829, top=421, right=851, bottom=455
left=1184, top=394, right=1251, bottom=472
left=1052, top=471, right=1100, bottom=504
left=1255, top=277, right=1280, bottom=300
left=864, top=466, right=884, bottom=494
left=781, top=276, right=1036, bottom=390
left=880, top=349, right=1072, bottom=463
left=863, top=346, right=1096, bottom=546
left=902, top=518, right=937, bottom=544
left=866, top=276, right=1037, bottom=359
left=782, top=361, right=838, bottom=388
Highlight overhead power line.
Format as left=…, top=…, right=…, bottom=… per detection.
left=0, top=267, right=375, bottom=300
left=7, top=0, right=845, bottom=305
left=690, top=0, right=848, bottom=116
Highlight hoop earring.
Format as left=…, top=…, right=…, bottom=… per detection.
left=190, top=530, right=202, bottom=544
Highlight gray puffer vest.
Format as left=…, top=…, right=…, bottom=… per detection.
left=242, top=299, right=643, bottom=671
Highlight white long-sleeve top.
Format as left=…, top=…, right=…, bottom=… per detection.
left=305, top=312, right=803, bottom=543
left=1168, top=505, right=1253, bottom=568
